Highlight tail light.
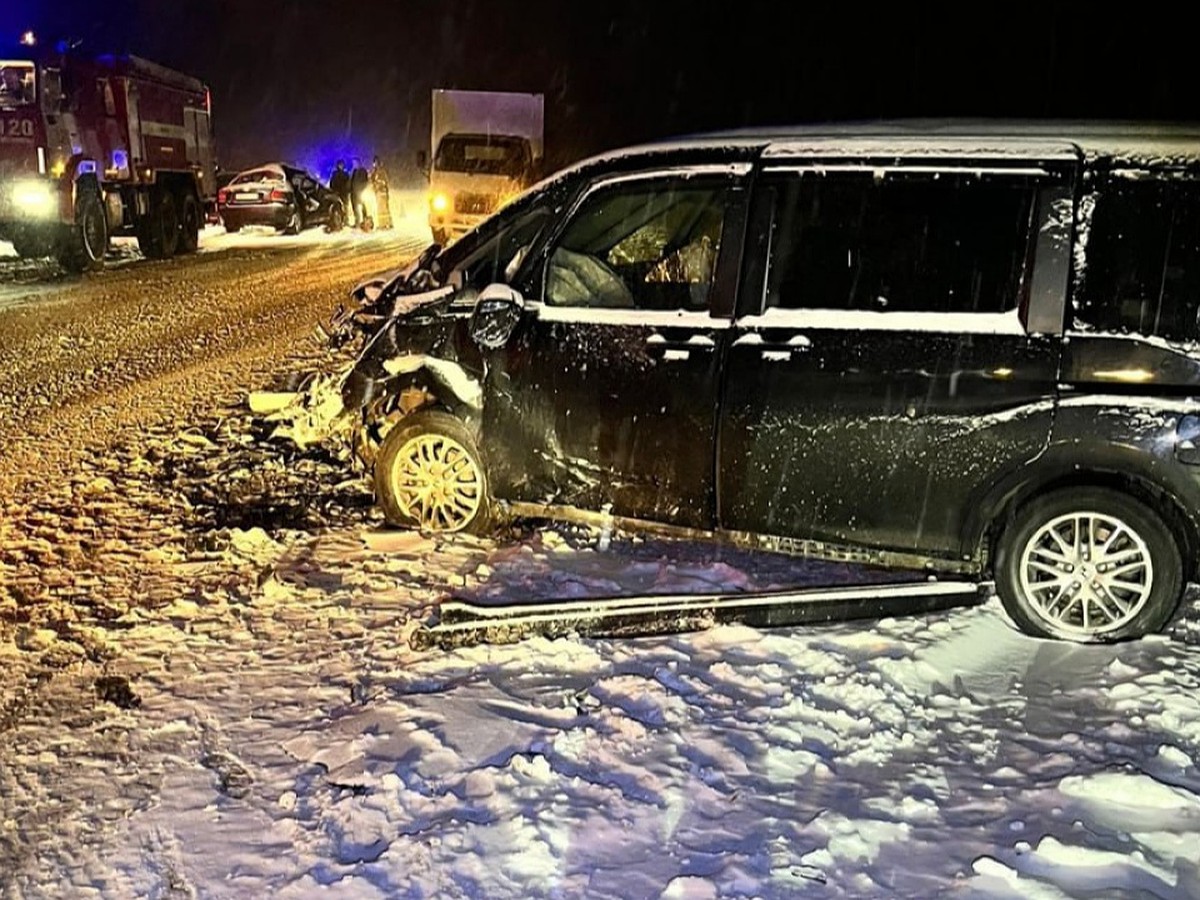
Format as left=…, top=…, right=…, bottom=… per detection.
left=269, top=188, right=288, bottom=202
left=217, top=188, right=227, bottom=204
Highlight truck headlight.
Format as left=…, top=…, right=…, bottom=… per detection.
left=430, top=191, right=450, bottom=213
left=12, top=180, right=55, bottom=218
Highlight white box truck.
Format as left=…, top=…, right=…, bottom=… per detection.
left=425, top=89, right=544, bottom=245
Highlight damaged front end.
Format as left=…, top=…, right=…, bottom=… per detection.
left=322, top=244, right=443, bottom=350
left=249, top=268, right=487, bottom=472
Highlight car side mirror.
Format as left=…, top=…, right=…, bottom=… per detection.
left=469, top=284, right=524, bottom=349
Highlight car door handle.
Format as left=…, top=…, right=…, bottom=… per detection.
left=645, top=334, right=689, bottom=361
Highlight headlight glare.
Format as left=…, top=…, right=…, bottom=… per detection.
left=12, top=180, right=56, bottom=217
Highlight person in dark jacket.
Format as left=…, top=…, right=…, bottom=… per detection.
left=329, top=160, right=352, bottom=225
left=350, top=159, right=371, bottom=229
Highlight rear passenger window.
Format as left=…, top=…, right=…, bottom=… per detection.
left=1076, top=177, right=1200, bottom=343
left=761, top=171, right=1037, bottom=314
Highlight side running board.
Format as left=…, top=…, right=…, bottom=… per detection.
left=411, top=580, right=988, bottom=650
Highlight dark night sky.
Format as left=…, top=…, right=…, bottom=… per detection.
left=5, top=1, right=1198, bottom=180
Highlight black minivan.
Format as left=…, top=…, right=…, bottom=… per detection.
left=332, top=122, right=1200, bottom=643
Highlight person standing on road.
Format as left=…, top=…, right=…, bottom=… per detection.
left=330, top=160, right=353, bottom=226
left=369, top=155, right=393, bottom=229
left=350, top=159, right=371, bottom=230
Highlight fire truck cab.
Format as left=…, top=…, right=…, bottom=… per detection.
left=0, top=39, right=216, bottom=271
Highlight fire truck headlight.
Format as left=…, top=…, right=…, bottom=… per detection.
left=12, top=180, right=56, bottom=218
left=430, top=191, right=450, bottom=213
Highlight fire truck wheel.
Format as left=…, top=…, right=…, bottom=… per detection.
left=179, top=193, right=201, bottom=254
left=57, top=191, right=108, bottom=274
left=139, top=189, right=180, bottom=259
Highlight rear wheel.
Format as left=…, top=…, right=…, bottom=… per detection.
left=138, top=189, right=180, bottom=259
left=373, top=410, right=491, bottom=535
left=178, top=192, right=201, bottom=253
left=224, top=220, right=241, bottom=234
left=325, top=206, right=345, bottom=233
left=282, top=207, right=302, bottom=235
left=995, top=487, right=1183, bottom=642
left=56, top=190, right=108, bottom=273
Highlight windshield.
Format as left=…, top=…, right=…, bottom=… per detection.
left=434, top=134, right=529, bottom=177
left=0, top=61, right=35, bottom=107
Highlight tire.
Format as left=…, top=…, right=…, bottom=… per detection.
left=373, top=410, right=491, bottom=535
left=56, top=190, right=108, bottom=273
left=281, top=207, right=302, bottom=235
left=138, top=190, right=179, bottom=259
left=994, top=487, right=1183, bottom=642
left=178, top=192, right=201, bottom=254
left=324, top=207, right=345, bottom=233
left=224, top=221, right=241, bottom=234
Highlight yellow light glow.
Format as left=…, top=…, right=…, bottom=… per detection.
left=990, top=367, right=1014, bottom=379
left=11, top=180, right=55, bottom=217
left=50, top=159, right=67, bottom=178
left=1094, top=368, right=1155, bottom=383
left=430, top=192, right=450, bottom=212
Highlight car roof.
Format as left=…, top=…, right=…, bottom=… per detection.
left=234, top=162, right=310, bottom=178
left=576, top=120, right=1200, bottom=169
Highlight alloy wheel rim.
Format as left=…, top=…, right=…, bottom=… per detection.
left=1019, top=511, right=1153, bottom=636
left=389, top=434, right=482, bottom=532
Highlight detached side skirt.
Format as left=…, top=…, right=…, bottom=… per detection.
left=412, top=580, right=989, bottom=649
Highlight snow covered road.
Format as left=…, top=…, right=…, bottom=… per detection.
left=2, top=217, right=1200, bottom=898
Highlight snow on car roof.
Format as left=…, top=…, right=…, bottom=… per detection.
left=585, top=121, right=1200, bottom=167
left=234, top=163, right=288, bottom=177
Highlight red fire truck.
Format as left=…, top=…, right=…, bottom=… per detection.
left=0, top=38, right=216, bottom=271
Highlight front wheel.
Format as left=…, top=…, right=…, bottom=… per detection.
left=373, top=410, right=491, bottom=535
left=57, top=190, right=108, bottom=273
left=995, top=487, right=1184, bottom=642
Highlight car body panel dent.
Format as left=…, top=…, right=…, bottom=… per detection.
left=381, top=353, right=483, bottom=409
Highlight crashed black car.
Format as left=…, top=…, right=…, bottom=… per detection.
left=286, top=122, right=1200, bottom=643
left=218, top=163, right=345, bottom=234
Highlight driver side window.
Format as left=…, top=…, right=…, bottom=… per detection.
left=545, top=178, right=730, bottom=311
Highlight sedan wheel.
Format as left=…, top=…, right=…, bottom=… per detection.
left=996, top=488, right=1183, bottom=641
left=373, top=411, right=490, bottom=534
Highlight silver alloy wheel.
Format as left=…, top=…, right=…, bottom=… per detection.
left=1018, top=511, right=1153, bottom=637
left=387, top=433, right=482, bottom=532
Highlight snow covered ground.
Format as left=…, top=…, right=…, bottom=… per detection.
left=4, top=474, right=1200, bottom=898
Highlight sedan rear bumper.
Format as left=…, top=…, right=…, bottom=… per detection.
left=220, top=203, right=293, bottom=230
